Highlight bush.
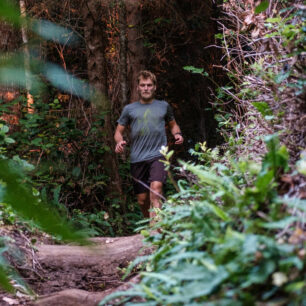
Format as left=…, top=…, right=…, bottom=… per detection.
left=101, top=135, right=305, bottom=305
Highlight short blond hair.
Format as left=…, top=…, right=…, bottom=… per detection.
left=137, top=70, right=157, bottom=85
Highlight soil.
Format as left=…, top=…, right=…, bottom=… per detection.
left=0, top=227, right=151, bottom=305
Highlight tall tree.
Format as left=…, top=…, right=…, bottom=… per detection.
left=126, top=0, right=145, bottom=102
left=118, top=0, right=128, bottom=108
left=19, top=0, right=34, bottom=113
left=82, top=0, right=123, bottom=200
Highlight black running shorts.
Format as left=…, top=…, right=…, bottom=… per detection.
left=130, top=156, right=167, bottom=194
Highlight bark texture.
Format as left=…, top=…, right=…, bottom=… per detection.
left=19, top=0, right=34, bottom=113
left=118, top=0, right=128, bottom=108
left=82, top=0, right=123, bottom=199
left=126, top=0, right=145, bottom=102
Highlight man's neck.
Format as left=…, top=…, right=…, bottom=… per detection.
left=140, top=98, right=154, bottom=104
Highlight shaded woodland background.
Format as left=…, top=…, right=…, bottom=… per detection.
left=0, top=0, right=225, bottom=235
left=0, top=0, right=305, bottom=304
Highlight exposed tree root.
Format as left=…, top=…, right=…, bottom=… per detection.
left=29, top=235, right=150, bottom=305
left=35, top=275, right=140, bottom=306
left=32, top=235, right=147, bottom=293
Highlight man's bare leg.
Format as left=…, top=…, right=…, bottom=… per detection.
left=149, top=181, right=163, bottom=221
left=136, top=192, right=150, bottom=218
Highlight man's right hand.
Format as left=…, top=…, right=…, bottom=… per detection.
left=115, top=140, right=127, bottom=153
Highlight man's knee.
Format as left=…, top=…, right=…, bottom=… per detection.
left=151, top=181, right=163, bottom=190
left=150, top=181, right=163, bottom=198
left=137, top=193, right=149, bottom=205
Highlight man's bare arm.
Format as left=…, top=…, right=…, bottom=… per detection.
left=168, top=120, right=184, bottom=144
left=114, top=124, right=127, bottom=153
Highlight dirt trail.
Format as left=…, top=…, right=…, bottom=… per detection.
left=0, top=229, right=150, bottom=306
left=31, top=235, right=149, bottom=305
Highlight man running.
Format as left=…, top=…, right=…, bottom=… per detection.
left=114, top=70, right=183, bottom=220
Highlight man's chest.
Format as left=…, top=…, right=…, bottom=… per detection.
left=129, top=106, right=167, bottom=125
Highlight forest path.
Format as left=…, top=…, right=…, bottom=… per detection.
left=31, top=235, right=150, bottom=305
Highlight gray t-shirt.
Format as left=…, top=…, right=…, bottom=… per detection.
left=117, top=100, right=174, bottom=163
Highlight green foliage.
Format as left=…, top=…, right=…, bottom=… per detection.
left=0, top=156, right=89, bottom=293
left=255, top=1, right=269, bottom=14
left=71, top=209, right=115, bottom=237
left=183, top=66, right=209, bottom=77
left=0, top=1, right=123, bottom=293
left=0, top=159, right=87, bottom=242
left=100, top=136, right=305, bottom=305
left=0, top=203, right=17, bottom=225
left=0, top=95, right=140, bottom=236
left=252, top=102, right=272, bottom=117
left=0, top=0, right=22, bottom=26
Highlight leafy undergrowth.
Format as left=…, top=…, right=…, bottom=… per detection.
left=0, top=96, right=142, bottom=238
left=101, top=135, right=305, bottom=305
left=212, top=1, right=305, bottom=163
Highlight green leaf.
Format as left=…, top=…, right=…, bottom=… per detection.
left=266, top=17, right=282, bottom=23
left=255, top=1, right=269, bottom=14
left=141, top=272, right=177, bottom=286
left=194, top=201, right=231, bottom=221
left=32, top=20, right=79, bottom=46
left=252, top=102, right=272, bottom=116
left=0, top=0, right=22, bottom=26
left=0, top=265, right=14, bottom=292
left=72, top=166, right=81, bottom=178
left=53, top=185, right=61, bottom=204
left=264, top=115, right=275, bottom=121
left=183, top=66, right=208, bottom=76
left=281, top=196, right=306, bottom=212
left=242, top=260, right=276, bottom=287
left=275, top=70, right=290, bottom=84
left=255, top=169, right=274, bottom=190
left=31, top=138, right=42, bottom=146
left=0, top=125, right=9, bottom=133
left=183, top=163, right=223, bottom=187
left=261, top=216, right=298, bottom=229
left=215, top=33, right=223, bottom=39
left=140, top=230, right=150, bottom=238
left=178, top=268, right=228, bottom=299
left=285, top=281, right=305, bottom=293
left=184, top=66, right=203, bottom=74
left=12, top=155, right=35, bottom=172
left=280, top=257, right=303, bottom=270
left=0, top=159, right=87, bottom=243
left=0, top=67, right=44, bottom=93
left=4, top=137, right=15, bottom=144
left=43, top=63, right=93, bottom=101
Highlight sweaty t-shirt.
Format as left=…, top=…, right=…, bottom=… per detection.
left=117, top=100, right=174, bottom=163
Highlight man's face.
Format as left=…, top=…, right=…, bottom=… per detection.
left=137, top=77, right=156, bottom=102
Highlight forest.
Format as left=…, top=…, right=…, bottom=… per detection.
left=0, top=0, right=305, bottom=305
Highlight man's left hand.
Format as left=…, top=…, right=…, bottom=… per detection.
left=174, top=134, right=184, bottom=145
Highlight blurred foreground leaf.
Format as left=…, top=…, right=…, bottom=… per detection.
left=32, top=20, right=79, bottom=46
left=0, top=266, right=13, bottom=292
left=255, top=1, right=269, bottom=14
left=0, top=159, right=87, bottom=243
left=43, top=63, right=92, bottom=101
left=0, top=0, right=22, bottom=26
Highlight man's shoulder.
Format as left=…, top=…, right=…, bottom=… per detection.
left=123, top=101, right=140, bottom=111
left=154, top=99, right=169, bottom=107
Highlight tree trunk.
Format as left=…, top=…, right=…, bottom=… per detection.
left=19, top=0, right=34, bottom=113
left=35, top=276, right=141, bottom=306
left=126, top=0, right=145, bottom=102
left=82, top=0, right=123, bottom=201
left=118, top=0, right=128, bottom=108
